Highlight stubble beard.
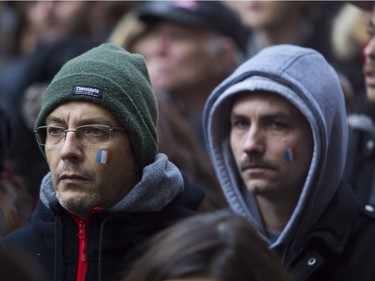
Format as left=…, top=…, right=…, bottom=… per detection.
left=56, top=186, right=101, bottom=218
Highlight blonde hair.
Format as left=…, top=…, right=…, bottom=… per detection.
left=332, top=3, right=370, bottom=60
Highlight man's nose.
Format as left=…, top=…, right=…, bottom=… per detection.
left=59, top=130, right=83, bottom=162
left=154, top=37, right=169, bottom=56
left=243, top=126, right=265, bottom=154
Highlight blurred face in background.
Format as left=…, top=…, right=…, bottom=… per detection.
left=132, top=20, right=232, bottom=97
left=27, top=1, right=90, bottom=43
left=224, top=1, right=309, bottom=30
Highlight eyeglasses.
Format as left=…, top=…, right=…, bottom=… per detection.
left=34, top=124, right=126, bottom=147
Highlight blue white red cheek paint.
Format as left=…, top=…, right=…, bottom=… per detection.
left=284, top=147, right=298, bottom=163
left=96, top=150, right=111, bottom=165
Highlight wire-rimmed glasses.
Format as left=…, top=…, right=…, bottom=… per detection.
left=34, top=124, right=126, bottom=147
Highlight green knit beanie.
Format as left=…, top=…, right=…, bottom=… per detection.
left=35, top=43, right=158, bottom=169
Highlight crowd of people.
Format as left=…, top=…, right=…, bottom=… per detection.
left=1, top=1, right=375, bottom=281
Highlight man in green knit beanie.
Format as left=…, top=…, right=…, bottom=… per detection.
left=2, top=43, right=204, bottom=281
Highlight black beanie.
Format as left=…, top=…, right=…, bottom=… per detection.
left=35, top=43, right=158, bottom=169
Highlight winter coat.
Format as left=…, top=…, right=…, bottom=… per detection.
left=285, top=183, right=375, bottom=280
left=1, top=154, right=204, bottom=281
left=344, top=113, right=375, bottom=205
left=203, top=44, right=375, bottom=280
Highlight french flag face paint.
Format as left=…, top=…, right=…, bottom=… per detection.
left=284, top=147, right=298, bottom=163
left=96, top=150, right=111, bottom=165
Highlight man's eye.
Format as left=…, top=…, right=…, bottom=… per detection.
left=271, top=121, right=287, bottom=130
left=84, top=127, right=107, bottom=137
left=48, top=127, right=64, bottom=136
left=232, top=120, right=249, bottom=129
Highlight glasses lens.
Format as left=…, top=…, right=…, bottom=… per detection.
left=35, top=126, right=66, bottom=146
left=35, top=127, right=47, bottom=146
left=76, top=125, right=111, bottom=145
left=46, top=126, right=66, bottom=146
left=35, top=126, right=65, bottom=146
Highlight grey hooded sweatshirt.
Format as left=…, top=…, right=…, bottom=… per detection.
left=203, top=45, right=375, bottom=280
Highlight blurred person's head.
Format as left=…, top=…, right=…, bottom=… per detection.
left=122, top=211, right=291, bottom=281
left=108, top=11, right=161, bottom=92
left=136, top=1, right=247, bottom=100
left=27, top=1, right=91, bottom=44
left=224, top=1, right=319, bottom=53
left=108, top=12, right=228, bottom=212
left=331, top=3, right=370, bottom=62
left=331, top=3, right=370, bottom=112
left=224, top=1, right=313, bottom=30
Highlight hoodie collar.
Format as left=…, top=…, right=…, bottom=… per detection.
left=40, top=153, right=184, bottom=213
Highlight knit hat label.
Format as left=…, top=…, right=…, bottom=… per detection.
left=72, top=86, right=103, bottom=99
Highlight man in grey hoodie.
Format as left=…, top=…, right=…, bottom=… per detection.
left=203, top=44, right=375, bottom=280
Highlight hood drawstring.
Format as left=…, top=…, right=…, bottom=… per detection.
left=98, top=217, right=109, bottom=281
left=54, top=215, right=63, bottom=281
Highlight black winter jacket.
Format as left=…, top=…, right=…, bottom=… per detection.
left=1, top=155, right=204, bottom=281
left=344, top=113, right=375, bottom=205
left=285, top=184, right=375, bottom=280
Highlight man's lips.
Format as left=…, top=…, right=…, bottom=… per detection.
left=241, top=163, right=276, bottom=172
left=59, top=174, right=89, bottom=183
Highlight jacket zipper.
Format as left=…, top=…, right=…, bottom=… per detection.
left=77, top=220, right=87, bottom=281
left=67, top=207, right=102, bottom=281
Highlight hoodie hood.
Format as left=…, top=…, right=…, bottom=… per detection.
left=203, top=45, right=348, bottom=249
left=40, top=153, right=185, bottom=213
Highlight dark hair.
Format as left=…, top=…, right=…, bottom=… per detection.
left=0, top=108, right=32, bottom=237
left=122, top=211, right=291, bottom=281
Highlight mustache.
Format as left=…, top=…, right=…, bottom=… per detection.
left=239, top=155, right=279, bottom=171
